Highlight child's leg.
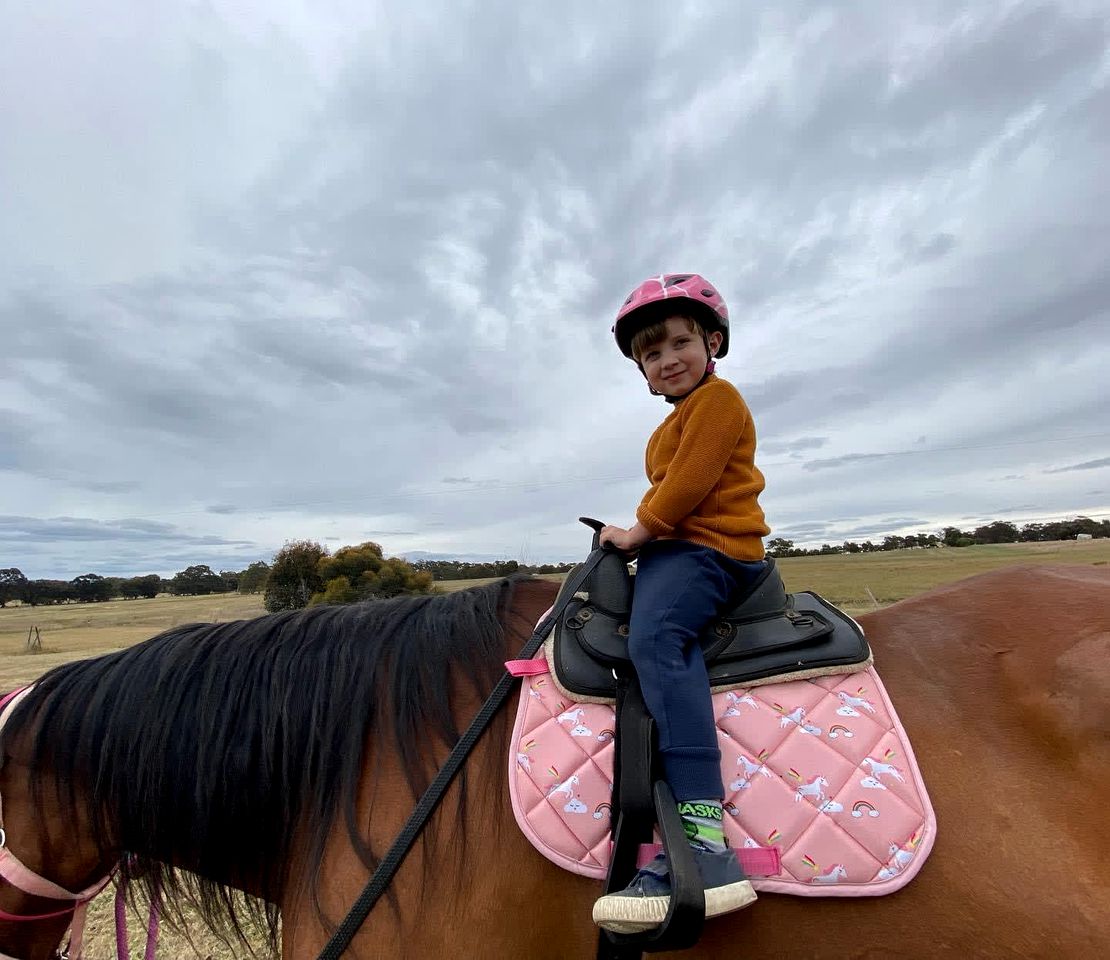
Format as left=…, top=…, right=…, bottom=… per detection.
left=626, top=540, right=734, bottom=801
left=592, top=540, right=761, bottom=932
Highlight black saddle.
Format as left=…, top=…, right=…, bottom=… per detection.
left=552, top=524, right=870, bottom=701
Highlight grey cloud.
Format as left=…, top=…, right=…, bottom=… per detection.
left=775, top=523, right=833, bottom=538
left=76, top=479, right=143, bottom=494
left=760, top=436, right=829, bottom=455
left=0, top=515, right=251, bottom=546
left=1045, top=456, right=1110, bottom=473
left=899, top=231, right=957, bottom=265
left=803, top=453, right=892, bottom=472
left=0, top=417, right=45, bottom=472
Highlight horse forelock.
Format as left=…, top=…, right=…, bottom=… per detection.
left=2, top=577, right=535, bottom=948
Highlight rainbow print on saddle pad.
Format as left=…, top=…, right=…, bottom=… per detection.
left=507, top=658, right=935, bottom=897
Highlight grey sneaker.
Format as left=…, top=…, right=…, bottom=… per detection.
left=592, top=849, right=757, bottom=934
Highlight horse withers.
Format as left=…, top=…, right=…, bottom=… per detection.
left=0, top=565, right=1107, bottom=959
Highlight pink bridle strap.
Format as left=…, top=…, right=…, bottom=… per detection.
left=0, top=687, right=30, bottom=725
left=0, top=685, right=112, bottom=960
left=0, top=846, right=111, bottom=960
left=115, top=881, right=161, bottom=960
left=0, top=848, right=107, bottom=904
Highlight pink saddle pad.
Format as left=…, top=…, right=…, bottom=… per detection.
left=507, top=654, right=935, bottom=896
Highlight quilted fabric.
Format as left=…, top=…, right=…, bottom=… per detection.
left=508, top=655, right=935, bottom=896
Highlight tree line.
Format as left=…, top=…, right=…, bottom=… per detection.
left=2, top=515, right=1103, bottom=609
left=0, top=544, right=575, bottom=610
left=410, top=559, right=576, bottom=580
left=767, top=516, right=1108, bottom=558
left=259, top=543, right=573, bottom=612
left=0, top=563, right=273, bottom=608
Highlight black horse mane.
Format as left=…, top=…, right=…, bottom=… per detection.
left=2, top=577, right=529, bottom=950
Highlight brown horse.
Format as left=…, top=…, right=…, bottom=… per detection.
left=1, top=564, right=1107, bottom=959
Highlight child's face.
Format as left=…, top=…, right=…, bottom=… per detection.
left=638, top=317, right=723, bottom=397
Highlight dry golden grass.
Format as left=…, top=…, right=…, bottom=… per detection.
left=82, top=890, right=271, bottom=960
left=772, top=537, right=1110, bottom=612
left=1, top=537, right=1107, bottom=956
left=0, top=593, right=266, bottom=690
left=434, top=538, right=1110, bottom=616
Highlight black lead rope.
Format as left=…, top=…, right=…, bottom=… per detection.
left=317, top=548, right=611, bottom=960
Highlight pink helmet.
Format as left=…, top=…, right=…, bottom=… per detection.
left=612, top=274, right=730, bottom=359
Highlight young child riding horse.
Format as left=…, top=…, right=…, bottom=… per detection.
left=593, top=274, right=770, bottom=934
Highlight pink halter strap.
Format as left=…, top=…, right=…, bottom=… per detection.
left=0, top=685, right=114, bottom=960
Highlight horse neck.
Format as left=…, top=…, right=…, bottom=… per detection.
left=499, top=578, right=561, bottom=658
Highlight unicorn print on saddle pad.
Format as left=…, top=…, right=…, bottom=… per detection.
left=775, top=704, right=822, bottom=736
left=547, top=771, right=588, bottom=815
left=789, top=770, right=829, bottom=805
left=730, top=751, right=772, bottom=791
left=547, top=772, right=579, bottom=800
left=802, top=855, right=849, bottom=885
left=876, top=832, right=923, bottom=880
left=837, top=689, right=876, bottom=713
left=721, top=692, right=759, bottom=718
left=508, top=659, right=936, bottom=897
left=862, top=754, right=905, bottom=782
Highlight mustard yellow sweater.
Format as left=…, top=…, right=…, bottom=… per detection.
left=636, top=375, right=769, bottom=561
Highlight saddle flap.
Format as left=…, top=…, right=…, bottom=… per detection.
left=706, top=592, right=867, bottom=687
left=702, top=606, right=833, bottom=662
left=563, top=600, right=631, bottom=665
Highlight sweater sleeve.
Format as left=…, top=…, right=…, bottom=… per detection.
left=637, top=383, right=748, bottom=534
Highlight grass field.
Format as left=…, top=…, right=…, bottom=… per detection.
left=0, top=538, right=1107, bottom=957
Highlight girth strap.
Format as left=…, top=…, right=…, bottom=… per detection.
left=316, top=548, right=614, bottom=960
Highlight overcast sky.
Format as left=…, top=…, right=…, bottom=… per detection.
left=2, top=0, right=1109, bottom=579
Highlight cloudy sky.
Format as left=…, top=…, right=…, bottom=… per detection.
left=2, top=0, right=1109, bottom=579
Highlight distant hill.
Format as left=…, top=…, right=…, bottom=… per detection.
left=401, top=550, right=519, bottom=563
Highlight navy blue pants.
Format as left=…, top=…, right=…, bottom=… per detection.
left=628, top=539, right=767, bottom=802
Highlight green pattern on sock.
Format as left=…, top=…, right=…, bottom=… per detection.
left=678, top=799, right=727, bottom=853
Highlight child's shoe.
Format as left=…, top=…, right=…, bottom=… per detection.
left=592, top=849, right=757, bottom=934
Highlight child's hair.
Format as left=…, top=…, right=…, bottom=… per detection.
left=630, top=314, right=704, bottom=362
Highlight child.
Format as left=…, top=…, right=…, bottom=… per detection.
left=591, top=274, right=770, bottom=934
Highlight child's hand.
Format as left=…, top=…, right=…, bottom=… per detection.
left=599, top=523, right=651, bottom=554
